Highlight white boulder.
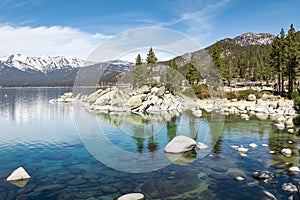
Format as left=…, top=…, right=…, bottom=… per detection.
left=289, top=166, right=300, bottom=173
left=256, top=113, right=269, bottom=120
left=231, top=145, right=239, bottom=150
left=281, top=148, right=292, bottom=157
left=235, top=176, right=245, bottom=181
left=196, top=142, right=208, bottom=150
left=117, top=193, right=144, bottom=200
left=127, top=95, right=143, bottom=109
left=249, top=143, right=258, bottom=148
left=287, top=129, right=294, bottom=133
left=248, top=94, right=256, bottom=101
left=164, top=135, right=197, bottom=153
left=6, top=167, right=31, bottom=181
left=241, top=114, right=250, bottom=120
left=237, top=147, right=248, bottom=153
left=192, top=110, right=202, bottom=117
left=240, top=153, right=247, bottom=157
left=275, top=123, right=285, bottom=130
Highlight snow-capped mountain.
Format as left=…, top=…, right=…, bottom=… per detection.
left=0, top=54, right=134, bottom=87
left=0, top=54, right=88, bottom=74
left=223, top=32, right=275, bottom=46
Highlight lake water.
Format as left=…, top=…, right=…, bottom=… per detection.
left=0, top=88, right=300, bottom=199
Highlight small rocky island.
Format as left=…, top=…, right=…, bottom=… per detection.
left=81, top=85, right=195, bottom=114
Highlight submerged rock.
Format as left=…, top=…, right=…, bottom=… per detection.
left=271, top=162, right=292, bottom=169
left=164, top=135, right=197, bottom=153
left=252, top=171, right=275, bottom=180
left=262, top=190, right=278, bottom=200
left=282, top=183, right=298, bottom=193
left=142, top=172, right=199, bottom=199
left=117, top=193, right=144, bottom=200
left=165, top=150, right=197, bottom=165
left=34, top=184, right=64, bottom=193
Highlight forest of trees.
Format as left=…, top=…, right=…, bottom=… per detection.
left=129, top=24, right=300, bottom=99
left=210, top=24, right=300, bottom=99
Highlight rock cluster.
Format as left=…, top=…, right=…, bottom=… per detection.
left=199, top=93, right=297, bottom=131
left=82, top=85, right=189, bottom=114
left=49, top=92, right=73, bottom=103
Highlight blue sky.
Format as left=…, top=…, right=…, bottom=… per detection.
left=0, top=0, right=300, bottom=60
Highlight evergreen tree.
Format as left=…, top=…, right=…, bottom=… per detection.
left=131, top=54, right=148, bottom=87
left=212, top=43, right=223, bottom=69
left=146, top=47, right=158, bottom=64
left=269, top=28, right=286, bottom=95
left=285, top=24, right=300, bottom=98
left=135, top=53, right=142, bottom=65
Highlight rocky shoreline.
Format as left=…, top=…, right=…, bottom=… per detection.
left=50, top=87, right=298, bottom=132
left=197, top=93, right=296, bottom=132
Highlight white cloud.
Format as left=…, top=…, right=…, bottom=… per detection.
left=0, top=25, right=108, bottom=59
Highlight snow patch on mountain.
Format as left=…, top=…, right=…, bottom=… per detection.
left=0, top=54, right=89, bottom=73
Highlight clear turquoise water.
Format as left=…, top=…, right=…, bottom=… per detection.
left=0, top=88, right=300, bottom=199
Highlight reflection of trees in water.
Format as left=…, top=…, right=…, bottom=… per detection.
left=205, top=113, right=225, bottom=156
left=147, top=123, right=158, bottom=158
left=189, top=115, right=198, bottom=140
left=167, top=116, right=178, bottom=141
left=132, top=126, right=145, bottom=154
left=268, top=132, right=299, bottom=166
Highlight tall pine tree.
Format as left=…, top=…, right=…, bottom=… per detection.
left=285, top=24, right=300, bottom=98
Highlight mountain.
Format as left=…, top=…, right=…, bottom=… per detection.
left=0, top=54, right=133, bottom=87
left=222, top=32, right=275, bottom=46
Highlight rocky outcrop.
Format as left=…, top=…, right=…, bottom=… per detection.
left=82, top=86, right=190, bottom=114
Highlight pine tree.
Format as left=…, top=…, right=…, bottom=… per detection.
left=269, top=28, right=286, bottom=95
left=135, top=53, right=142, bottom=65
left=146, top=47, right=158, bottom=64
left=212, top=43, right=223, bottom=69
left=131, top=54, right=148, bottom=87
left=285, top=24, right=300, bottom=98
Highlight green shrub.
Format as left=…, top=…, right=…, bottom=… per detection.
left=292, top=91, right=299, bottom=100
left=225, top=89, right=262, bottom=101
left=293, top=115, right=300, bottom=126
left=192, top=84, right=210, bottom=99
left=294, top=96, right=300, bottom=114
